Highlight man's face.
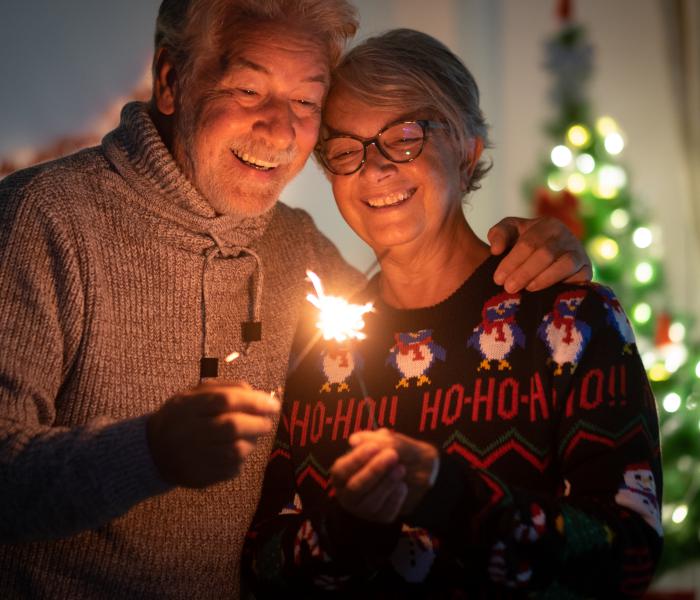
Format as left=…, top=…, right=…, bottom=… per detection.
left=172, top=22, right=329, bottom=217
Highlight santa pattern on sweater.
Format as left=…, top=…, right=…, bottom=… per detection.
left=244, top=255, right=662, bottom=598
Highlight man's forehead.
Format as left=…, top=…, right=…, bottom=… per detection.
left=225, top=55, right=328, bottom=85
left=215, top=22, right=331, bottom=84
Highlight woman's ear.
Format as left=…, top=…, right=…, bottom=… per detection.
left=153, top=48, right=178, bottom=116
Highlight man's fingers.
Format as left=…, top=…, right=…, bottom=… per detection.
left=492, top=236, right=540, bottom=289
left=487, top=217, right=524, bottom=256
left=205, top=439, right=255, bottom=467
left=209, top=413, right=274, bottom=443
left=563, top=262, right=593, bottom=285
left=191, top=386, right=280, bottom=417
left=491, top=216, right=593, bottom=291
left=500, top=243, right=559, bottom=292
left=524, top=254, right=591, bottom=291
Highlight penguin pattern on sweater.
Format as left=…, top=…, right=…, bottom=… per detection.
left=245, top=255, right=662, bottom=599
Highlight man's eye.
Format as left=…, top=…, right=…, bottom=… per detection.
left=294, top=99, right=321, bottom=113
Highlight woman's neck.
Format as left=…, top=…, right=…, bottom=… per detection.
left=377, top=218, right=490, bottom=309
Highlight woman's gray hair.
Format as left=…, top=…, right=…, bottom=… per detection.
left=153, top=0, right=358, bottom=91
left=326, top=28, right=492, bottom=193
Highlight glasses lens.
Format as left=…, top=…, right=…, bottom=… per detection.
left=323, top=137, right=364, bottom=174
left=379, top=122, right=425, bottom=162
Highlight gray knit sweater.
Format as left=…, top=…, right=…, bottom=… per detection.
left=0, top=102, right=361, bottom=598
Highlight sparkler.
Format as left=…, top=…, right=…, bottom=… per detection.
left=305, top=270, right=374, bottom=342
left=288, top=251, right=386, bottom=375
left=224, top=351, right=240, bottom=363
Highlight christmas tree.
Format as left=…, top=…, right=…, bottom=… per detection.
left=525, top=0, right=700, bottom=574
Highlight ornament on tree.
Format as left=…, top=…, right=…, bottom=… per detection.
left=654, top=312, right=673, bottom=348
left=533, top=187, right=585, bottom=239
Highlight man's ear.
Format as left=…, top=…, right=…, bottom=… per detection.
left=461, top=136, right=484, bottom=191
left=153, top=48, right=178, bottom=116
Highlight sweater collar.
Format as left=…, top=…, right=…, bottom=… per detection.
left=101, top=101, right=273, bottom=249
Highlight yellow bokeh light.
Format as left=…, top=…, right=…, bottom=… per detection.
left=567, top=124, right=591, bottom=147
left=610, top=209, right=630, bottom=230
left=668, top=322, right=686, bottom=343
left=671, top=505, right=688, bottom=524
left=567, top=173, right=586, bottom=194
left=547, top=174, right=565, bottom=192
left=635, top=262, right=654, bottom=284
left=632, top=302, right=652, bottom=324
left=596, top=116, right=618, bottom=136
left=649, top=363, right=670, bottom=382
left=589, top=236, right=619, bottom=262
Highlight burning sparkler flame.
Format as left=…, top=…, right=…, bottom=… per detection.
left=305, top=270, right=373, bottom=342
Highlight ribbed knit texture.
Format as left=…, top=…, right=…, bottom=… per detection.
left=0, top=101, right=362, bottom=599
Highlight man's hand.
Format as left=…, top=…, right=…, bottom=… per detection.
left=487, top=216, right=592, bottom=293
left=348, top=429, right=439, bottom=515
left=147, top=383, right=280, bottom=488
left=330, top=442, right=408, bottom=523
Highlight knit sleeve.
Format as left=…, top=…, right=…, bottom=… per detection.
left=0, top=173, right=170, bottom=543
left=409, top=285, right=662, bottom=597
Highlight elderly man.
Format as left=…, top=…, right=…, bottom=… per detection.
left=0, top=1, right=589, bottom=598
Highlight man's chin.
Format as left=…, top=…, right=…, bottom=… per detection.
left=206, top=191, right=279, bottom=219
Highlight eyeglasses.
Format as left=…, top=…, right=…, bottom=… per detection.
left=318, top=119, right=444, bottom=176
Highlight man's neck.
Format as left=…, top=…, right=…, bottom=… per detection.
left=148, top=101, right=174, bottom=153
left=377, top=217, right=490, bottom=309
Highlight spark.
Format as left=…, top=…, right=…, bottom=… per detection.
left=305, top=270, right=374, bottom=342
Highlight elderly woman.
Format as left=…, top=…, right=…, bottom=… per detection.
left=244, top=29, right=662, bottom=598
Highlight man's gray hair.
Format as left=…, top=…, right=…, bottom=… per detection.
left=325, top=28, right=492, bottom=194
left=154, top=0, right=358, bottom=90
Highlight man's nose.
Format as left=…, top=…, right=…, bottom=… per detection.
left=254, top=98, right=296, bottom=148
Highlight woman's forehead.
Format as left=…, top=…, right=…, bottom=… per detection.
left=323, top=89, right=428, bottom=136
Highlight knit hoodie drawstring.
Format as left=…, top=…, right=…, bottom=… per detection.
left=200, top=233, right=264, bottom=376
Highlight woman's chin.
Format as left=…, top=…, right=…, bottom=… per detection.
left=364, top=228, right=424, bottom=255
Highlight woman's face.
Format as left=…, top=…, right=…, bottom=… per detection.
left=322, top=84, right=465, bottom=255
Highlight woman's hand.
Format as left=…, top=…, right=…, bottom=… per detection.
left=330, top=442, right=408, bottom=523
left=487, top=216, right=592, bottom=293
left=347, top=429, right=439, bottom=515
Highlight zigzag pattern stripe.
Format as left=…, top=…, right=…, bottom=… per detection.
left=444, top=427, right=549, bottom=459
left=558, top=415, right=657, bottom=461
left=446, top=438, right=551, bottom=473
left=294, top=454, right=332, bottom=489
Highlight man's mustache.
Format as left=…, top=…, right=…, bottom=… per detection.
left=230, top=139, right=298, bottom=166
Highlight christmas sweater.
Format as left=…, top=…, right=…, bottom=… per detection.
left=244, top=255, right=662, bottom=599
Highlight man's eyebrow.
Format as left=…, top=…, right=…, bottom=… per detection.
left=226, top=56, right=328, bottom=84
